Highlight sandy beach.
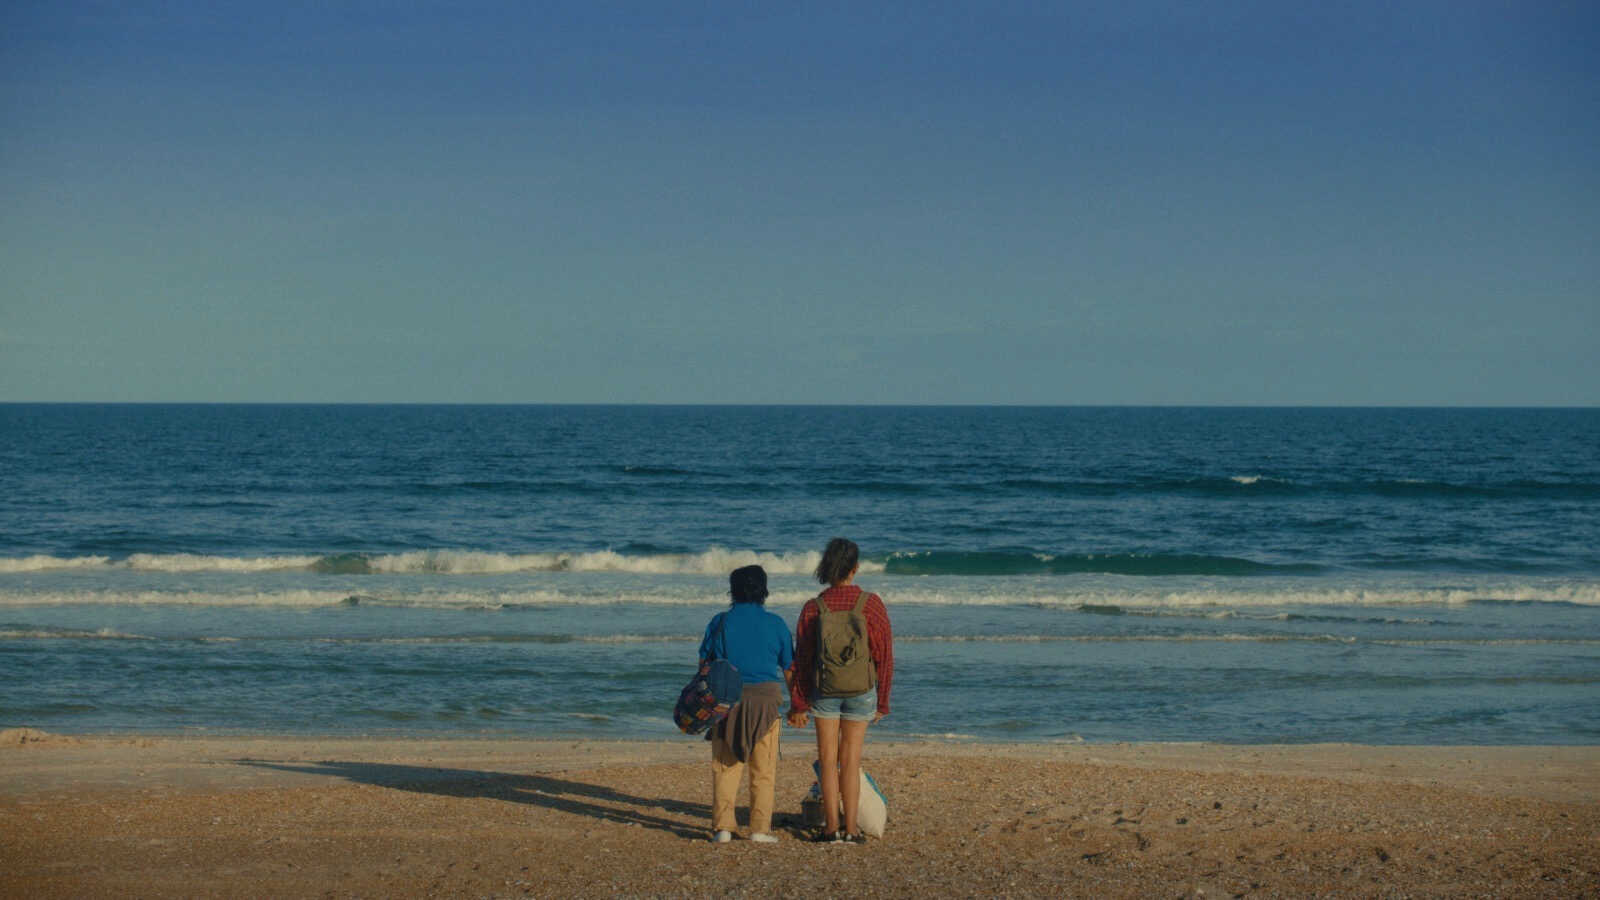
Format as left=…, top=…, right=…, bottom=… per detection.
left=2, top=729, right=1595, bottom=898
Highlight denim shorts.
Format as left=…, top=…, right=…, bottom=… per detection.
left=809, top=687, right=877, bottom=722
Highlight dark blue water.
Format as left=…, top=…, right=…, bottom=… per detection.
left=2, top=404, right=1597, bottom=743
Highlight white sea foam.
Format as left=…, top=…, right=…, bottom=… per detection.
left=794, top=581, right=1594, bottom=611
left=125, top=553, right=326, bottom=573
left=1, top=580, right=1596, bottom=609
left=0, top=590, right=361, bottom=608
left=1371, top=638, right=1600, bottom=647
left=0, top=626, right=149, bottom=640
left=363, top=547, right=847, bottom=576
left=0, top=554, right=320, bottom=573
left=3, top=626, right=1592, bottom=647
left=910, top=634, right=1058, bottom=642
left=0, top=589, right=759, bottom=609
left=905, top=633, right=1360, bottom=643
left=578, top=633, right=696, bottom=643
left=0, top=555, right=112, bottom=573
left=1226, top=474, right=1302, bottom=488
left=1036, top=585, right=1600, bottom=609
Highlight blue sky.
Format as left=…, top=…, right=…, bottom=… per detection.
left=2, top=1, right=1595, bottom=404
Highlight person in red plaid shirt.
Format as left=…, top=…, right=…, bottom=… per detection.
left=786, top=537, right=894, bottom=843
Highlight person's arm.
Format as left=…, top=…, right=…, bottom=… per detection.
left=788, top=601, right=817, bottom=713
left=776, top=615, right=795, bottom=676
left=868, top=594, right=893, bottom=719
left=697, top=614, right=718, bottom=662
left=784, top=665, right=806, bottom=727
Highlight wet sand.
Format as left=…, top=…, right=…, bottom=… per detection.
left=2, top=729, right=1596, bottom=897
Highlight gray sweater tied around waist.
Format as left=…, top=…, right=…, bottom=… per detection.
left=710, top=680, right=784, bottom=762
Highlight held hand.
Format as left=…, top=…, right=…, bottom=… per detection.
left=870, top=711, right=886, bottom=725
left=787, top=710, right=810, bottom=728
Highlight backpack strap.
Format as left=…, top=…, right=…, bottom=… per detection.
left=810, top=593, right=828, bottom=688
left=713, top=611, right=731, bottom=660
left=811, top=592, right=831, bottom=629
left=854, top=588, right=877, bottom=685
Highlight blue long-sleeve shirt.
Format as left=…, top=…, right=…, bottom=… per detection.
left=699, top=603, right=794, bottom=685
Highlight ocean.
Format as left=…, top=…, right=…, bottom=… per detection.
left=2, top=404, right=1597, bottom=744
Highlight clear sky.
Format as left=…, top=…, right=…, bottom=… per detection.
left=2, top=1, right=1595, bottom=404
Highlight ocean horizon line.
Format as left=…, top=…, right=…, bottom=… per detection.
left=2, top=401, right=1596, bottom=410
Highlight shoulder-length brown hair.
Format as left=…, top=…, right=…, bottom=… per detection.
left=813, top=537, right=859, bottom=586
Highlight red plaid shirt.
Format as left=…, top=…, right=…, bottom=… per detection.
left=789, top=584, right=894, bottom=716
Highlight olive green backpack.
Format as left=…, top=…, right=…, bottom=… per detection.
left=816, top=588, right=875, bottom=698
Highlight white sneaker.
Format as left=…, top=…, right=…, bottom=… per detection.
left=712, top=830, right=733, bottom=844
left=749, top=832, right=779, bottom=844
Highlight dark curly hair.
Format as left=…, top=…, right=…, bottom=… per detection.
left=813, top=537, right=860, bottom=586
left=729, top=564, right=768, bottom=605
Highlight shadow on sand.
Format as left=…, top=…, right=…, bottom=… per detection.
left=236, top=759, right=712, bottom=840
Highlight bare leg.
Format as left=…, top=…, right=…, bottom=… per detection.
left=838, top=719, right=868, bottom=835
left=814, top=716, right=841, bottom=834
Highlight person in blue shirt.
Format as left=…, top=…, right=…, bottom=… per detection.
left=699, top=564, right=794, bottom=844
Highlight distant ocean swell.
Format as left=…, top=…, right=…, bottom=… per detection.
left=990, top=476, right=1600, bottom=500
left=338, top=474, right=1600, bottom=500
left=114, top=472, right=1600, bottom=506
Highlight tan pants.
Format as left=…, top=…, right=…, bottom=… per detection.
left=710, top=719, right=781, bottom=834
